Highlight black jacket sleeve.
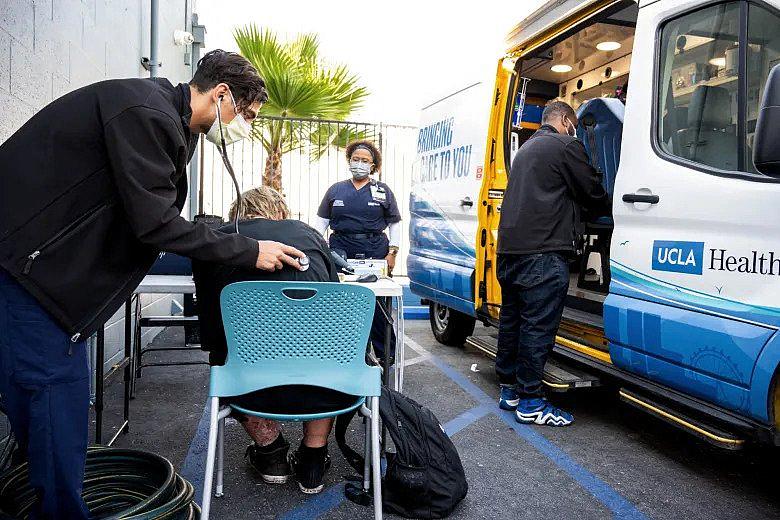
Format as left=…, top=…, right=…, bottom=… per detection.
left=561, top=140, right=611, bottom=217
left=104, top=106, right=258, bottom=267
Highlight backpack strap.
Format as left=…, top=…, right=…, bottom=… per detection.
left=334, top=407, right=365, bottom=475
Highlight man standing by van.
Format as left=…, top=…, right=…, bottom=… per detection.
left=495, top=101, right=609, bottom=426
left=0, top=50, right=304, bottom=518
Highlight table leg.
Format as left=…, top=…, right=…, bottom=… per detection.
left=122, top=299, right=131, bottom=433
left=383, top=296, right=392, bottom=387
left=95, top=326, right=104, bottom=445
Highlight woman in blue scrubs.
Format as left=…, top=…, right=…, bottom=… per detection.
left=314, top=140, right=401, bottom=363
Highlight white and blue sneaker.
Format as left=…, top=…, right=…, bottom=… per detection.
left=515, top=398, right=573, bottom=427
left=498, top=385, right=520, bottom=411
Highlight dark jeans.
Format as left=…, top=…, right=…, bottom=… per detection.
left=495, top=253, right=569, bottom=398
left=329, top=235, right=395, bottom=360
left=370, top=300, right=395, bottom=360
left=0, top=269, right=90, bottom=519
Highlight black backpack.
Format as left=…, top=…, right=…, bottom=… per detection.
left=335, top=386, right=468, bottom=518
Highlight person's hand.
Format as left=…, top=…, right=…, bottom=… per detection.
left=256, top=240, right=306, bottom=271
left=385, top=252, right=396, bottom=276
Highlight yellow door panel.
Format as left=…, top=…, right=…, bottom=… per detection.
left=475, top=60, right=517, bottom=321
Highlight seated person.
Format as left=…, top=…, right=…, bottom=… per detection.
left=193, top=186, right=353, bottom=494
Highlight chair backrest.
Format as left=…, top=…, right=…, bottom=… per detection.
left=209, top=281, right=380, bottom=399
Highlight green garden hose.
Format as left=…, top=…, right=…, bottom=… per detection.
left=0, top=447, right=200, bottom=519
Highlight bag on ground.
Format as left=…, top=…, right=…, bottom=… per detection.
left=335, top=386, right=468, bottom=518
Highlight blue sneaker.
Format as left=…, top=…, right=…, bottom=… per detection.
left=498, top=385, right=520, bottom=411
left=515, top=398, right=573, bottom=427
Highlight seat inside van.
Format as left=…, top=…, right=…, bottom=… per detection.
left=576, top=97, right=624, bottom=225
left=676, top=85, right=737, bottom=171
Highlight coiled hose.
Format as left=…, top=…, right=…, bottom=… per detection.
left=0, top=447, right=200, bottom=519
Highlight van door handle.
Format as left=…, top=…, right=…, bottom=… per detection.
left=622, top=193, right=660, bottom=204
left=460, top=197, right=474, bottom=207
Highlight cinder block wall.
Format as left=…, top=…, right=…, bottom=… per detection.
left=0, top=0, right=199, bottom=374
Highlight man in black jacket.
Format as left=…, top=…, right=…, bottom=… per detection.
left=495, top=101, right=610, bottom=427
left=0, top=50, right=304, bottom=518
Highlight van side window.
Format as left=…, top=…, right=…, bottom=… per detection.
left=657, top=2, right=740, bottom=172
left=746, top=4, right=780, bottom=173
left=657, top=2, right=780, bottom=174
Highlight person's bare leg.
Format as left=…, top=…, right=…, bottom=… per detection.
left=241, top=416, right=281, bottom=446
left=302, top=418, right=334, bottom=447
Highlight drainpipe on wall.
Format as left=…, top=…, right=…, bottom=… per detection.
left=189, top=14, right=206, bottom=218
left=149, top=0, right=159, bottom=77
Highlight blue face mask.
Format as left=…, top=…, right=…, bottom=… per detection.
left=350, top=161, right=372, bottom=180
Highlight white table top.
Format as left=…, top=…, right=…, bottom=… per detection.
left=135, top=274, right=402, bottom=297
left=342, top=276, right=402, bottom=296
left=136, top=274, right=196, bottom=294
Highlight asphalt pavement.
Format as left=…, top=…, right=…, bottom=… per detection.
left=97, top=321, right=780, bottom=519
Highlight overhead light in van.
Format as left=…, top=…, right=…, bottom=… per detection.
left=596, top=41, right=621, bottom=51
left=709, top=57, right=726, bottom=67
left=551, top=64, right=572, bottom=73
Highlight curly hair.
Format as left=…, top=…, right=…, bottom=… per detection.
left=228, top=186, right=290, bottom=221
left=190, top=49, right=269, bottom=114
left=345, top=139, right=382, bottom=174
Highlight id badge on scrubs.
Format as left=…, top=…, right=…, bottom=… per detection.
left=370, top=185, right=386, bottom=202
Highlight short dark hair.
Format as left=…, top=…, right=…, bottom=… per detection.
left=541, top=100, right=577, bottom=125
left=345, top=139, right=382, bottom=173
left=190, top=49, right=268, bottom=113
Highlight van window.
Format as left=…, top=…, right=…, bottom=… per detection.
left=746, top=3, right=780, bottom=173
left=657, top=2, right=740, bottom=172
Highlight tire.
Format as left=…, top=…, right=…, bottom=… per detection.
left=429, top=302, right=476, bottom=346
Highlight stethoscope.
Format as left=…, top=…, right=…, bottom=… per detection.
left=213, top=96, right=309, bottom=272
left=214, top=95, right=242, bottom=236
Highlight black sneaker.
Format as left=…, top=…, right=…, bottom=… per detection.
left=289, top=446, right=332, bottom=494
left=245, top=441, right=292, bottom=484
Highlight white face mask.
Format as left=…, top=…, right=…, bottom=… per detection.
left=206, top=89, right=252, bottom=146
left=349, top=160, right=372, bottom=180
left=564, top=116, right=577, bottom=137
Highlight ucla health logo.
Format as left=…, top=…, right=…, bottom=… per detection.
left=652, top=240, right=704, bottom=275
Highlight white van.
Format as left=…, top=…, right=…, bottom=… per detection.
left=408, top=82, right=491, bottom=342
left=409, top=0, right=780, bottom=448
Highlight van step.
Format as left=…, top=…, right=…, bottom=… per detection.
left=465, top=336, right=600, bottom=392
left=618, top=389, right=746, bottom=450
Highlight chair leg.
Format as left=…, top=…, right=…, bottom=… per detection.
left=216, top=416, right=225, bottom=498
left=201, top=397, right=220, bottom=519
left=363, top=416, right=371, bottom=491
left=370, top=396, right=383, bottom=520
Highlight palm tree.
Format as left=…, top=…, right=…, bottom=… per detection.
left=234, top=25, right=370, bottom=190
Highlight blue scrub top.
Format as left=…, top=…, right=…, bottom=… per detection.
left=317, top=179, right=401, bottom=234
left=317, top=179, right=401, bottom=259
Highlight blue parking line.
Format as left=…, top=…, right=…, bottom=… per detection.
left=180, top=402, right=211, bottom=504
left=417, top=342, right=649, bottom=520
left=278, top=483, right=348, bottom=520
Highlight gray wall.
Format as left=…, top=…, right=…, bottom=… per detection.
left=0, top=0, right=200, bottom=370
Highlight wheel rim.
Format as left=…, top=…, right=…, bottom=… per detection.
left=433, top=303, right=450, bottom=332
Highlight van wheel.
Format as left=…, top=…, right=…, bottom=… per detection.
left=429, top=302, right=476, bottom=346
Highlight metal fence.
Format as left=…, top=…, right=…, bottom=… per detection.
left=197, top=116, right=419, bottom=275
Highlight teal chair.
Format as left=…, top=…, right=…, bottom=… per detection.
left=200, top=281, right=383, bottom=519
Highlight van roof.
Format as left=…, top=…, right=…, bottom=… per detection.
left=505, top=0, right=636, bottom=57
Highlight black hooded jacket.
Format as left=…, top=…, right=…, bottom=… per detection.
left=0, top=78, right=259, bottom=341
left=497, top=125, right=611, bottom=255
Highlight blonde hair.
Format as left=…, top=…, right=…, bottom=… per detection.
left=228, top=186, right=290, bottom=221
